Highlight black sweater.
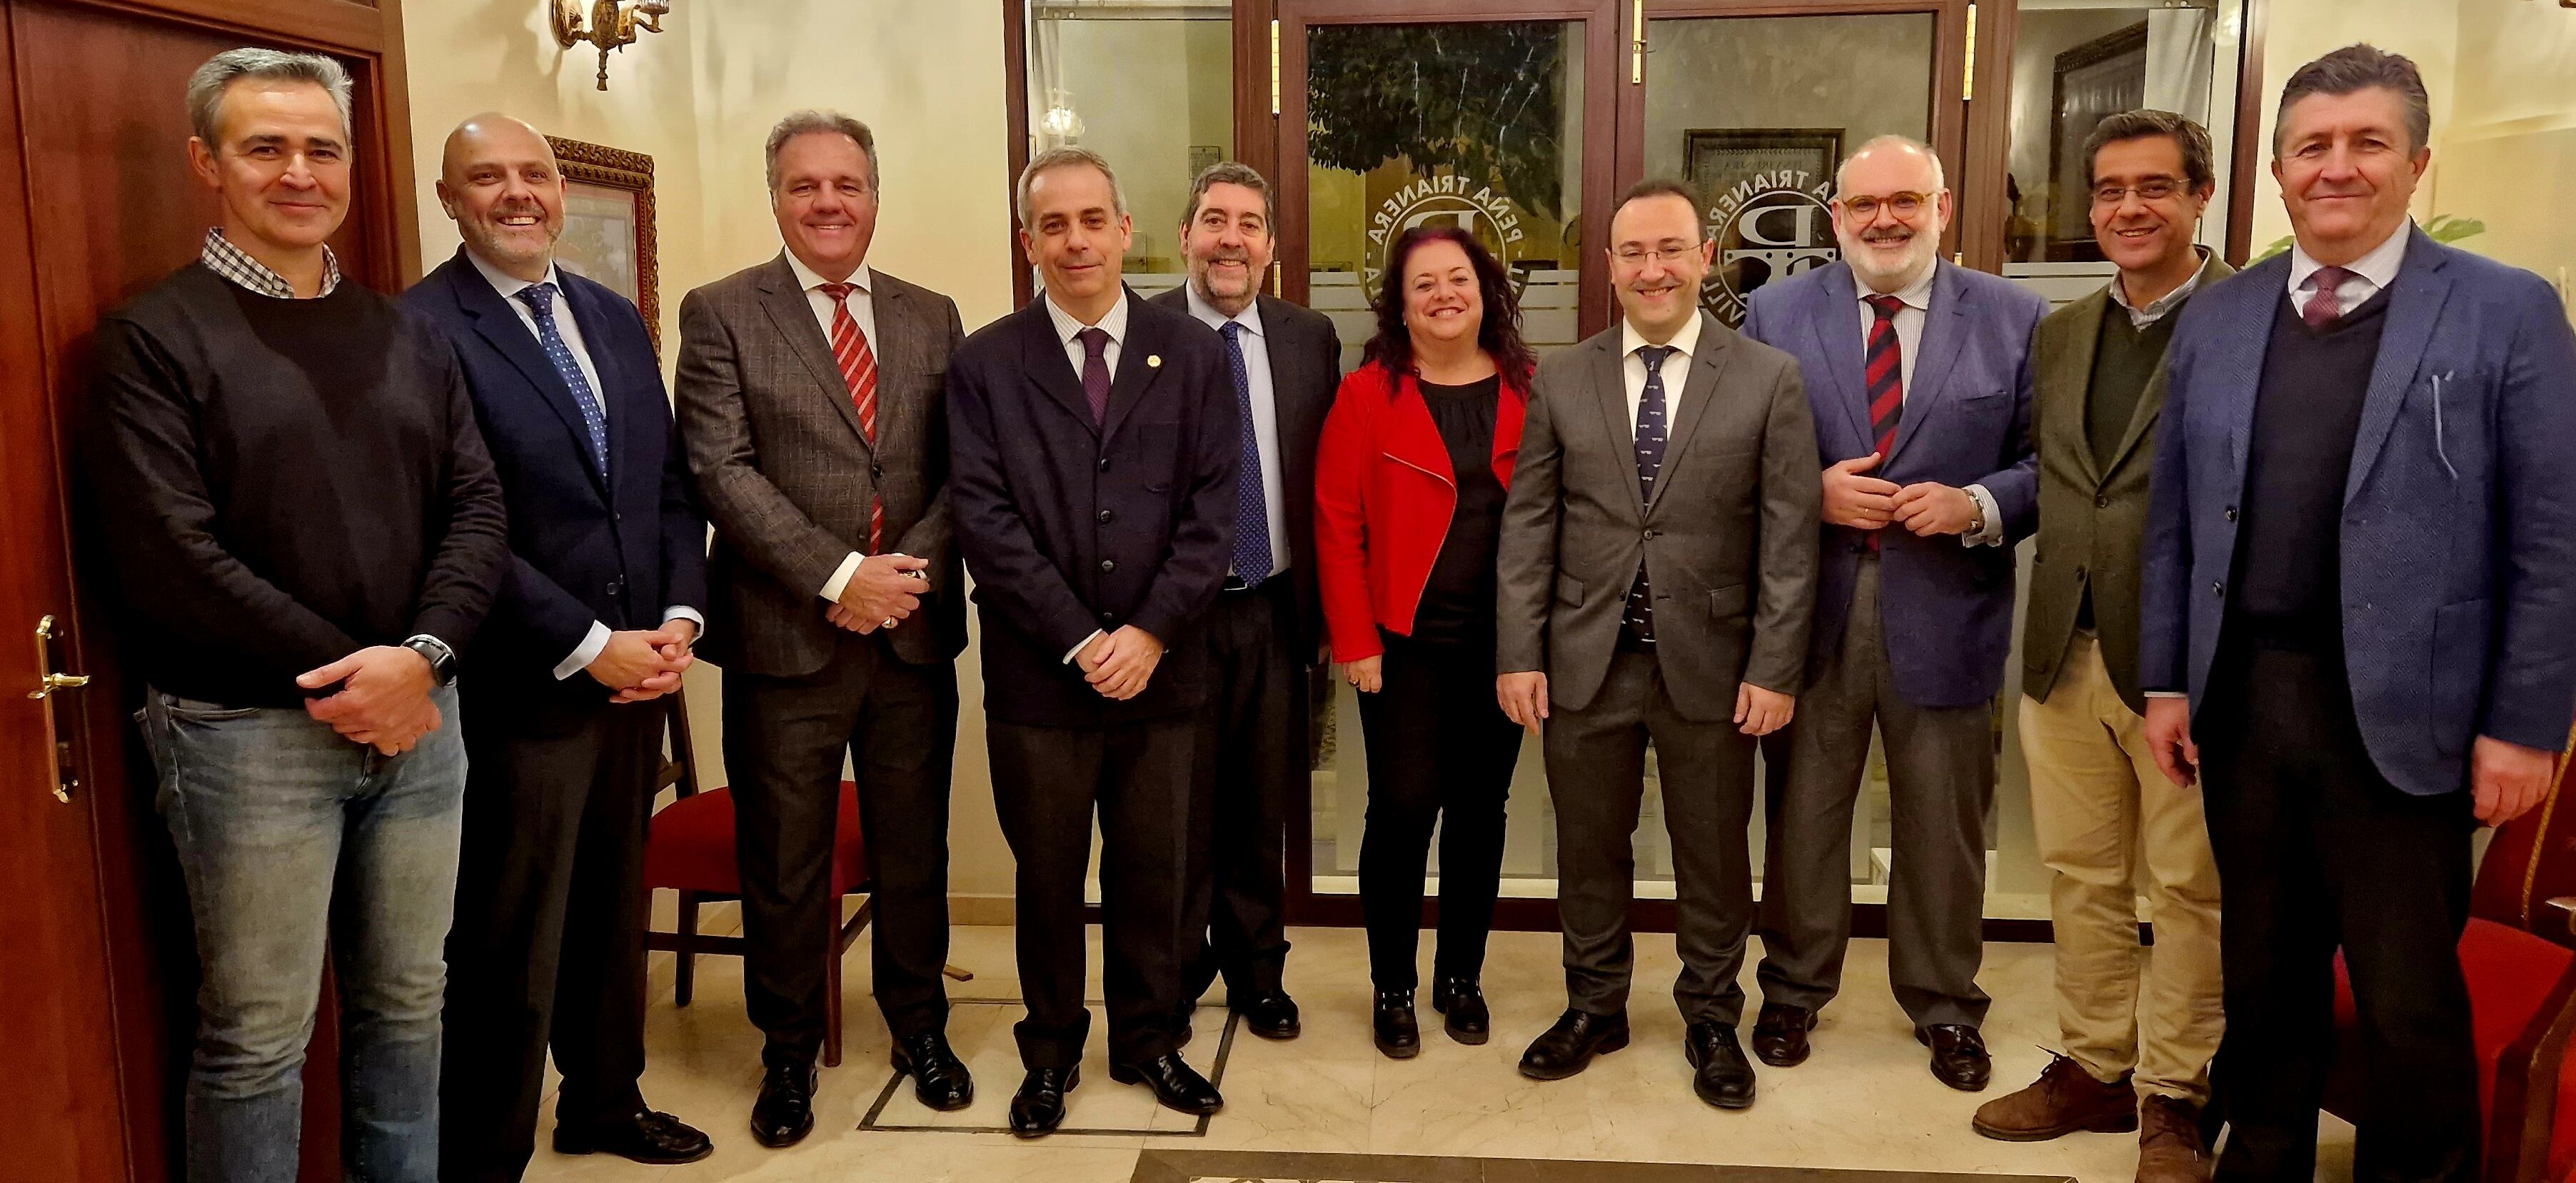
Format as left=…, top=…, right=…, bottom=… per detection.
left=85, top=263, right=510, bottom=707
left=2230, top=287, right=2393, bottom=643
left=1411, top=374, right=1506, bottom=645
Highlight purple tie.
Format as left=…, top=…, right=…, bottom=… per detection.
left=2302, top=266, right=2351, bottom=329
left=1077, top=326, right=1111, bottom=423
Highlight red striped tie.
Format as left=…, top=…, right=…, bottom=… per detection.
left=819, top=282, right=882, bottom=553
left=1863, top=294, right=1905, bottom=552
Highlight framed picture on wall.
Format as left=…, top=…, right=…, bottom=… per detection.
left=545, top=136, right=660, bottom=353
left=1681, top=128, right=1843, bottom=326
left=2045, top=22, right=2149, bottom=261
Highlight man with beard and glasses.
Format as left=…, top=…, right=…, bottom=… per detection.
left=1148, top=162, right=1342, bottom=1044
left=1741, top=134, right=2043, bottom=1093
left=408, top=113, right=713, bottom=1177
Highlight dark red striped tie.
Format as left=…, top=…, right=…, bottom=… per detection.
left=1863, top=294, right=1905, bottom=552
left=818, top=282, right=882, bottom=553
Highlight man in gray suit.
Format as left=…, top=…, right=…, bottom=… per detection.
left=1497, top=179, right=1818, bottom=1109
left=675, top=110, right=970, bottom=1149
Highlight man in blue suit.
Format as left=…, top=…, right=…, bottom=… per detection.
left=409, top=114, right=713, bottom=1178
left=2140, top=46, right=2576, bottom=1182
left=1741, top=135, right=2043, bottom=1092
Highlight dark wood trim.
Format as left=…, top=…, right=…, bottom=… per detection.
left=2490, top=954, right=2576, bottom=1183
left=1004, top=0, right=1032, bottom=310
left=1956, top=0, right=2016, bottom=272
left=65, top=0, right=387, bottom=53
left=2223, top=0, right=2269, bottom=266
left=376, top=0, right=420, bottom=283
left=1574, top=0, right=1618, bottom=340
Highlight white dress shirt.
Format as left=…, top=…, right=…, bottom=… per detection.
left=467, top=251, right=704, bottom=678
left=1183, top=284, right=1288, bottom=575
left=1621, top=309, right=1703, bottom=440
left=2107, top=247, right=2213, bottom=330
left=1043, top=288, right=1133, bottom=664
left=2287, top=220, right=2410, bottom=318
left=1855, top=263, right=2006, bottom=548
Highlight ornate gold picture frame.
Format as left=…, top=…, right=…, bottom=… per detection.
left=545, top=136, right=660, bottom=353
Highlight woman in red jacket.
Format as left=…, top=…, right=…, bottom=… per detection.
left=1314, top=224, right=1536, bottom=1061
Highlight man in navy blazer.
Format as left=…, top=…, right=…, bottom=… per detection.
left=2140, top=46, right=2576, bottom=1181
left=948, top=147, right=1238, bottom=1136
left=1740, top=136, right=2043, bottom=1092
left=408, top=114, right=713, bottom=1177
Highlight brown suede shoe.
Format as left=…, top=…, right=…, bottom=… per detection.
left=2136, top=1095, right=2211, bottom=1182
left=1969, top=1053, right=2138, bottom=1142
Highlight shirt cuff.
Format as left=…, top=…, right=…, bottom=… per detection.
left=663, top=606, right=704, bottom=647
left=1961, top=484, right=2006, bottom=548
left=1063, top=629, right=1105, bottom=665
left=555, top=621, right=613, bottom=681
left=2145, top=690, right=2188, bottom=699
left=820, top=552, right=865, bottom=603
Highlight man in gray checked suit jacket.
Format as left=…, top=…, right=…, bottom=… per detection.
left=674, top=110, right=970, bottom=1149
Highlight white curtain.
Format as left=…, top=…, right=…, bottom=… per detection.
left=2145, top=8, right=2215, bottom=119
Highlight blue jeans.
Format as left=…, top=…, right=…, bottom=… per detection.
left=141, top=685, right=466, bottom=1183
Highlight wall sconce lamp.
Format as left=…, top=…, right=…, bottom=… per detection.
left=553, top=0, right=670, bottom=91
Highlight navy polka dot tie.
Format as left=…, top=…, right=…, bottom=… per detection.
left=516, top=282, right=609, bottom=478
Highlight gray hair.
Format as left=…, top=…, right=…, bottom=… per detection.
left=1182, top=161, right=1274, bottom=230
left=1017, top=146, right=1127, bottom=228
left=2083, top=109, right=2215, bottom=191
left=2274, top=44, right=2432, bottom=158
left=186, top=48, right=353, bottom=149
left=1835, top=134, right=1946, bottom=195
left=765, top=109, right=879, bottom=194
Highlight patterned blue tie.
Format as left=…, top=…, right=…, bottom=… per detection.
left=516, top=282, right=609, bottom=477
left=1628, top=345, right=1676, bottom=643
left=1221, top=321, right=1273, bottom=584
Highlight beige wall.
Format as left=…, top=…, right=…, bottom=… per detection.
left=403, top=0, right=1027, bottom=900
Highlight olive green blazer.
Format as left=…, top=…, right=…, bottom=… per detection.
left=2023, top=253, right=2233, bottom=711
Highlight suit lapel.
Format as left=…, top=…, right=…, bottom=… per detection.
left=1648, top=320, right=1732, bottom=515
left=1018, top=298, right=1097, bottom=435
left=2345, top=229, right=2453, bottom=501
left=2098, top=257, right=2236, bottom=480
left=1589, top=333, right=1636, bottom=482
left=2210, top=259, right=2284, bottom=482
left=754, top=254, right=875, bottom=455
left=1257, top=295, right=1318, bottom=439
left=1806, top=263, right=1873, bottom=450
left=1888, top=262, right=1968, bottom=463
left=1102, top=290, right=1164, bottom=441
left=2051, top=288, right=2111, bottom=489
left=555, top=271, right=632, bottom=496
left=451, top=254, right=609, bottom=495
left=871, top=273, right=923, bottom=454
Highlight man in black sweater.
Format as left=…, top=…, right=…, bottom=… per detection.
left=84, top=49, right=506, bottom=1183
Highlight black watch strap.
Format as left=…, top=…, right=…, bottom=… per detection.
left=403, top=634, right=457, bottom=687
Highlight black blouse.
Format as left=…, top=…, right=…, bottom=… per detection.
left=1409, top=373, right=1506, bottom=645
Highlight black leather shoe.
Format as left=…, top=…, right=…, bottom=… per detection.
left=1237, top=990, right=1302, bottom=1039
left=1430, top=977, right=1489, bottom=1046
left=551, top=1108, right=714, bottom=1164
left=1517, top=1008, right=1630, bottom=1081
left=1110, top=1052, right=1223, bottom=1115
left=890, top=1031, right=975, bottom=1112
left=1008, top=1065, right=1079, bottom=1137
left=1373, top=989, right=1420, bottom=1059
left=1751, top=1002, right=1813, bottom=1068
left=1918, top=1024, right=1993, bottom=1092
left=1683, top=1022, right=1758, bottom=1110
left=748, top=1064, right=816, bottom=1149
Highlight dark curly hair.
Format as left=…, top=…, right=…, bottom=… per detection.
left=1360, top=224, right=1536, bottom=385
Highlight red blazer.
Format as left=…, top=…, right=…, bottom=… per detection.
left=1313, top=359, right=1526, bottom=663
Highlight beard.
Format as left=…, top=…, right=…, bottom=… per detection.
left=1838, top=221, right=1941, bottom=291
left=1190, top=251, right=1260, bottom=310
left=465, top=203, right=559, bottom=269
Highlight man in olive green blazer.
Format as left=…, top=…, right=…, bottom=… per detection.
left=1973, top=111, right=2232, bottom=1183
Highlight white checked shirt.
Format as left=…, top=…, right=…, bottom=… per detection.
left=200, top=227, right=341, bottom=298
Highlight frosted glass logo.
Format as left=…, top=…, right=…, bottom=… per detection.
left=1704, top=169, right=1838, bottom=324
left=1365, top=175, right=1526, bottom=293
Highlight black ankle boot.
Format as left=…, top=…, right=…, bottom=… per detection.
left=1373, top=989, right=1420, bottom=1059
left=1430, top=977, right=1489, bottom=1045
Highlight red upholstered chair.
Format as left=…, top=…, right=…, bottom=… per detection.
left=2321, top=731, right=2576, bottom=1182
left=640, top=688, right=876, bottom=1066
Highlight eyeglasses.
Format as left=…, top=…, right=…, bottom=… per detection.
left=1611, top=243, right=1703, bottom=266
left=2091, top=178, right=2190, bottom=206
left=1834, top=191, right=1933, bottom=220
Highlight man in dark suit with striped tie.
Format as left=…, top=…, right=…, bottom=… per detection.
left=675, top=111, right=970, bottom=1149
left=411, top=113, right=711, bottom=1177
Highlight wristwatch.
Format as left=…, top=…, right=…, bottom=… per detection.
left=403, top=634, right=458, bottom=688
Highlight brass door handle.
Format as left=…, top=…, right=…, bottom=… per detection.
left=31, top=672, right=89, bottom=699
left=29, top=616, right=86, bottom=699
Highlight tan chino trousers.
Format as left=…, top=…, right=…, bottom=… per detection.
left=2018, top=633, right=2225, bottom=1102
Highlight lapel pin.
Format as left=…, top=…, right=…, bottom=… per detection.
left=1147, top=353, right=1163, bottom=368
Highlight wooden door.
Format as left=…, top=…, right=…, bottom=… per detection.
left=0, top=1, right=416, bottom=1179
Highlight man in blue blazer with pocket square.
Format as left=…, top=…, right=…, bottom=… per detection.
left=408, top=114, right=713, bottom=1178
left=1739, top=135, right=2044, bottom=1094
left=2140, top=46, right=2576, bottom=1182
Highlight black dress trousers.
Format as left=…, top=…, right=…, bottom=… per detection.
left=440, top=696, right=660, bottom=1182
left=989, top=715, right=1198, bottom=1069
left=1182, top=575, right=1302, bottom=1001
left=723, top=629, right=960, bottom=1070
left=2197, top=640, right=2479, bottom=1183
